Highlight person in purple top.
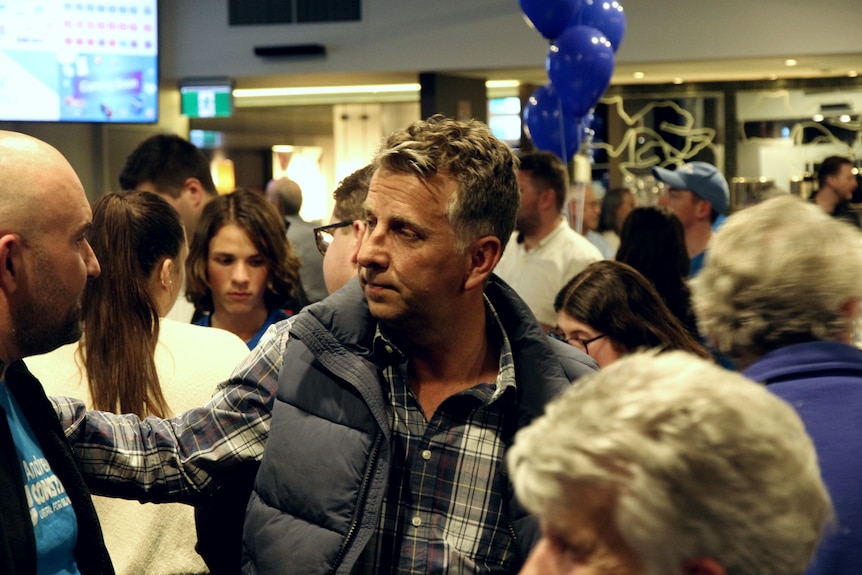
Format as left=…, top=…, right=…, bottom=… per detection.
left=693, top=194, right=862, bottom=575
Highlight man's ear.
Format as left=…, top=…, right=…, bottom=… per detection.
left=682, top=558, right=726, bottom=575
left=695, top=198, right=713, bottom=220
left=184, top=177, right=206, bottom=209
left=0, top=234, right=22, bottom=295
left=350, top=220, right=366, bottom=266
left=841, top=298, right=858, bottom=319
left=539, top=187, right=557, bottom=212
left=464, top=236, right=502, bottom=291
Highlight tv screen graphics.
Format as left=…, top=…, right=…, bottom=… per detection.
left=0, top=1, right=158, bottom=123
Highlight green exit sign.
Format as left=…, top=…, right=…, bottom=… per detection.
left=181, top=85, right=233, bottom=118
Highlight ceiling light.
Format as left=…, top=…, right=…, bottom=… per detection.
left=486, top=80, right=520, bottom=89
left=813, top=114, right=824, bottom=122
left=839, top=114, right=851, bottom=123
left=672, top=77, right=683, bottom=85
left=233, top=83, right=422, bottom=107
left=785, top=59, right=798, bottom=67
left=849, top=71, right=859, bottom=78
left=234, top=83, right=421, bottom=98
left=633, top=71, right=645, bottom=79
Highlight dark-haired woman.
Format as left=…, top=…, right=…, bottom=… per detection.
left=187, top=188, right=302, bottom=349
left=552, top=260, right=710, bottom=368
left=616, top=205, right=699, bottom=337
left=29, top=191, right=248, bottom=575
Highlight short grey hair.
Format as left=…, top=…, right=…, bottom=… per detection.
left=691, top=195, right=862, bottom=358
left=509, top=350, right=831, bottom=575
left=372, top=115, right=520, bottom=253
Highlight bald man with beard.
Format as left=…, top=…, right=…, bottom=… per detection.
left=0, top=131, right=110, bottom=574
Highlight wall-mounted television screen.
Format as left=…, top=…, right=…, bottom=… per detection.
left=0, top=1, right=158, bottom=123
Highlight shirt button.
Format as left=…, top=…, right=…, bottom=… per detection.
left=412, top=516, right=422, bottom=527
left=421, top=449, right=432, bottom=460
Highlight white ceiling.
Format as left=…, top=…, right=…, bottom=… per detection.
left=232, top=52, right=861, bottom=92
left=190, top=53, right=862, bottom=142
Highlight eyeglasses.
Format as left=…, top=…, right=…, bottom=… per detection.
left=313, top=221, right=353, bottom=256
left=549, top=328, right=606, bottom=355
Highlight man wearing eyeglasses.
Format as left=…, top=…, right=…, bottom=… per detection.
left=54, top=116, right=597, bottom=575
left=313, top=164, right=375, bottom=295
left=654, top=161, right=729, bottom=277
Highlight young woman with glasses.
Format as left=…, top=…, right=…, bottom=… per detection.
left=551, top=260, right=710, bottom=367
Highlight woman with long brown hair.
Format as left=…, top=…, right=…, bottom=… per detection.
left=616, top=204, right=699, bottom=337
left=28, top=191, right=248, bottom=574
left=187, top=188, right=302, bottom=349
left=552, top=260, right=710, bottom=367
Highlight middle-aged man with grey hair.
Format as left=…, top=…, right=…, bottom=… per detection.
left=509, top=350, right=832, bottom=575
left=692, top=194, right=862, bottom=575
left=52, top=116, right=597, bottom=575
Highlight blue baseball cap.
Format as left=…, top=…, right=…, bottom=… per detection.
left=652, top=162, right=730, bottom=214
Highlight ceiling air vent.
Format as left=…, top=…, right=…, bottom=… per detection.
left=229, top=0, right=361, bottom=25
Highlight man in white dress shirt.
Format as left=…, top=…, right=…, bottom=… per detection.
left=495, top=151, right=602, bottom=331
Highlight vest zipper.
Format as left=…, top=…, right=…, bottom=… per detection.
left=329, top=430, right=384, bottom=574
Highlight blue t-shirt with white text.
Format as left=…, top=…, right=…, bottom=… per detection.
left=0, top=381, right=80, bottom=575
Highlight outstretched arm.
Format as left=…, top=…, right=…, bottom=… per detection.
left=51, top=320, right=291, bottom=504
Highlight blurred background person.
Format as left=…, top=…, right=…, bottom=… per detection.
left=509, top=350, right=832, bottom=575
left=571, top=183, right=614, bottom=258
left=596, top=185, right=635, bottom=256
left=653, top=161, right=730, bottom=277
left=29, top=191, right=249, bottom=575
left=186, top=188, right=302, bottom=349
left=552, top=260, right=709, bottom=367
left=266, top=176, right=324, bottom=304
left=810, top=155, right=860, bottom=227
left=496, top=151, right=601, bottom=330
left=693, top=194, right=862, bottom=575
left=616, top=205, right=698, bottom=337
left=119, top=133, right=220, bottom=323
left=315, top=164, right=373, bottom=295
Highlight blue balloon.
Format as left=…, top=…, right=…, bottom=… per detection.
left=576, top=0, right=626, bottom=52
left=523, top=83, right=584, bottom=162
left=546, top=25, right=615, bottom=117
left=518, top=0, right=582, bottom=40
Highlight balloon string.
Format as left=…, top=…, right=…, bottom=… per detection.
left=556, top=91, right=567, bottom=166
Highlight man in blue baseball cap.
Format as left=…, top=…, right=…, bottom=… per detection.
left=654, top=161, right=730, bottom=277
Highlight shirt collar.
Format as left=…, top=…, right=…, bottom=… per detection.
left=369, top=295, right=516, bottom=398
left=531, top=217, right=569, bottom=250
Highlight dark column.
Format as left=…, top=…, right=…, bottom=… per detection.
left=419, top=72, right=487, bottom=123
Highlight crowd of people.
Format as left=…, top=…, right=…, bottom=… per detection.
left=0, top=118, right=859, bottom=575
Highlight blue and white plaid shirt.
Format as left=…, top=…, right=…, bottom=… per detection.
left=356, top=309, right=519, bottom=575
left=51, top=297, right=527, bottom=574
